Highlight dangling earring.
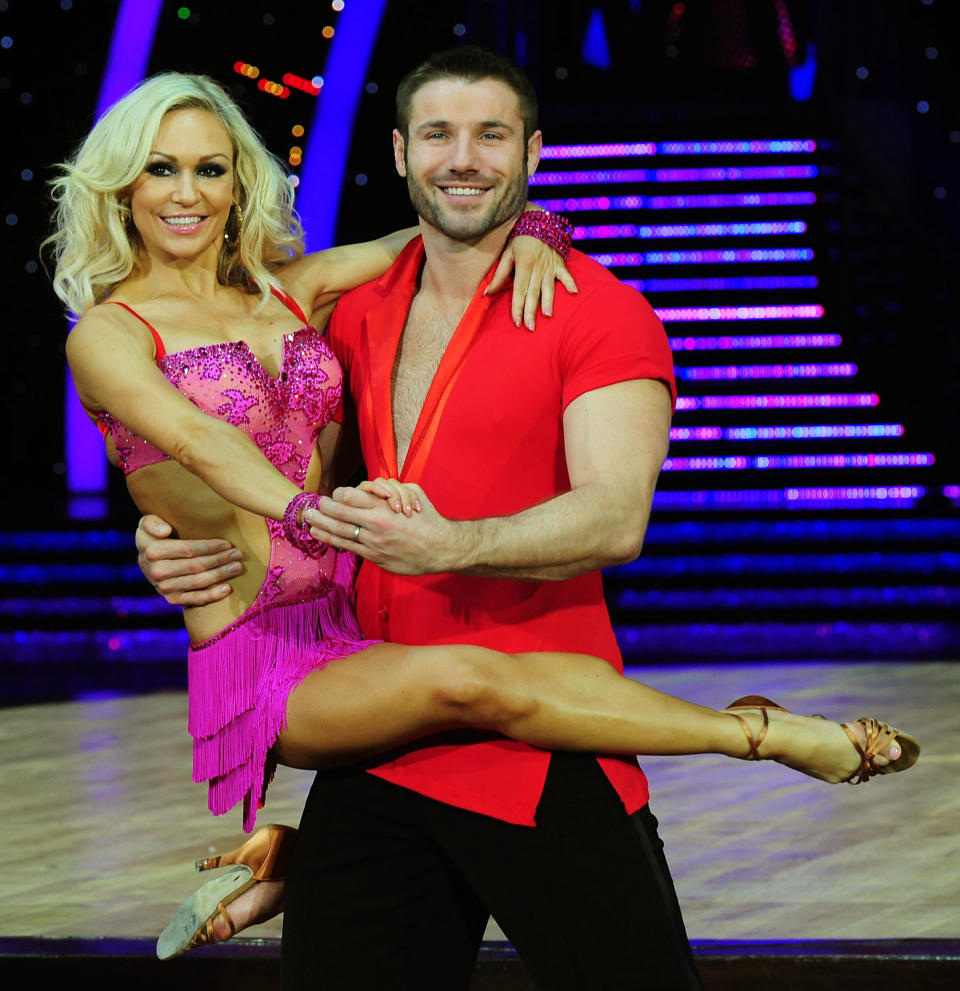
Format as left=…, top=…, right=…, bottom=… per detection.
left=117, top=200, right=133, bottom=230
left=224, top=203, right=244, bottom=244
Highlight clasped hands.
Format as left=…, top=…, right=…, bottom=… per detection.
left=305, top=479, right=460, bottom=576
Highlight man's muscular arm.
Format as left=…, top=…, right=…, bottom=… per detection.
left=304, top=378, right=672, bottom=580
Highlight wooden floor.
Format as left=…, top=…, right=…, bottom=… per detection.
left=1, top=659, right=957, bottom=948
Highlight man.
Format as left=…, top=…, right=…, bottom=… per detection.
left=138, top=47, right=699, bottom=990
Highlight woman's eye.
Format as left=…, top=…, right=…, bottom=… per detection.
left=145, top=162, right=175, bottom=176
left=197, top=164, right=227, bottom=178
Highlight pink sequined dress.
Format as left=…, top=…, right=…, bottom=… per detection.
left=95, top=289, right=378, bottom=831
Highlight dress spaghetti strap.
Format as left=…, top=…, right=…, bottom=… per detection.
left=104, top=300, right=167, bottom=360
left=269, top=285, right=311, bottom=326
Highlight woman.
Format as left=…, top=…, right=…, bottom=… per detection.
left=48, top=72, right=917, bottom=958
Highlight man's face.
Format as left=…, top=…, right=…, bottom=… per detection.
left=393, top=77, right=542, bottom=242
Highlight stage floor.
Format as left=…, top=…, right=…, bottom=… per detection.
left=1, top=660, right=957, bottom=947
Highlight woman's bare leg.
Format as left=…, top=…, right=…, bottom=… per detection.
left=218, top=642, right=909, bottom=941
left=276, top=642, right=903, bottom=784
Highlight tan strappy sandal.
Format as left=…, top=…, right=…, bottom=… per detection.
left=156, top=823, right=296, bottom=960
left=725, top=695, right=920, bottom=783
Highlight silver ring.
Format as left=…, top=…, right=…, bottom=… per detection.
left=352, top=524, right=362, bottom=542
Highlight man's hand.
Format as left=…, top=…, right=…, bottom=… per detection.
left=303, top=485, right=463, bottom=576
left=136, top=514, right=242, bottom=606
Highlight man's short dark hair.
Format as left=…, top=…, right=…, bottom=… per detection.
left=396, top=46, right=538, bottom=142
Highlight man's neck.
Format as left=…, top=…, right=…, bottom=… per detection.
left=416, top=215, right=519, bottom=305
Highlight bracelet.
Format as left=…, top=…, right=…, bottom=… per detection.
left=509, top=209, right=574, bottom=261
left=283, top=491, right=323, bottom=553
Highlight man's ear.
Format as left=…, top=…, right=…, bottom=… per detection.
left=392, top=129, right=407, bottom=177
left=526, top=129, right=543, bottom=177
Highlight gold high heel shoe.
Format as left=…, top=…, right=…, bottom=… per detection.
left=156, top=823, right=296, bottom=960
left=725, top=695, right=920, bottom=783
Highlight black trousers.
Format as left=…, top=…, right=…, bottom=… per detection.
left=282, top=752, right=702, bottom=990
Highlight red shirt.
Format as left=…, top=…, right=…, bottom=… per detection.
left=329, top=238, right=676, bottom=825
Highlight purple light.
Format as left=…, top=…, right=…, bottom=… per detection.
left=299, top=0, right=389, bottom=248
left=944, top=486, right=960, bottom=499
left=531, top=169, right=652, bottom=186
left=529, top=165, right=817, bottom=186
left=676, top=393, right=878, bottom=410
left=652, top=486, right=925, bottom=509
left=669, top=334, right=839, bottom=350
left=538, top=139, right=815, bottom=158
left=661, top=453, right=934, bottom=471
left=656, top=304, right=824, bottom=322
left=575, top=221, right=807, bottom=240
left=66, top=0, right=164, bottom=514
left=531, top=192, right=815, bottom=211
left=676, top=363, right=855, bottom=381
left=649, top=192, right=816, bottom=209
left=670, top=427, right=725, bottom=441
left=669, top=424, right=905, bottom=442
left=720, top=424, right=904, bottom=440
left=655, top=166, right=818, bottom=182
left=539, top=142, right=657, bottom=159
left=656, top=140, right=816, bottom=155
left=594, top=248, right=814, bottom=266
left=623, top=276, right=818, bottom=292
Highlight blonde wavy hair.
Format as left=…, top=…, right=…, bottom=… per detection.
left=46, top=72, right=304, bottom=317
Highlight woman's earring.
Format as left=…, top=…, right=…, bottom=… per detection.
left=118, top=201, right=133, bottom=229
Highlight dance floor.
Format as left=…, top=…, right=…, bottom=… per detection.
left=2, top=659, right=958, bottom=987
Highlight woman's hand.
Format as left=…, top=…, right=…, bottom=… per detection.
left=486, top=235, right=578, bottom=331
left=357, top=478, right=424, bottom=517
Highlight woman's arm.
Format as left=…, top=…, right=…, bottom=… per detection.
left=278, top=228, right=420, bottom=319
left=279, top=213, right=577, bottom=330
left=67, top=308, right=308, bottom=523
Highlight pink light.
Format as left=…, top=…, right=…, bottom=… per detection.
left=669, top=334, right=840, bottom=349
left=677, top=363, right=855, bottom=381
left=622, top=276, right=818, bottom=292
left=655, top=304, right=824, bottom=322
left=719, top=424, right=904, bottom=440
left=677, top=393, right=878, bottom=411
left=591, top=248, right=814, bottom=265
left=530, top=192, right=815, bottom=211
left=670, top=427, right=724, bottom=440
left=661, top=453, right=934, bottom=471
left=529, top=165, right=817, bottom=186
left=537, top=139, right=816, bottom=158
left=574, top=221, right=807, bottom=240
left=653, top=487, right=925, bottom=509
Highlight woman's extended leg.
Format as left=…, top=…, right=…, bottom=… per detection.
left=276, top=642, right=910, bottom=784
left=184, top=642, right=915, bottom=953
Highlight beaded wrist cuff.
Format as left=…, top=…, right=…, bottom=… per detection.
left=509, top=209, right=574, bottom=261
left=282, top=491, right=324, bottom=553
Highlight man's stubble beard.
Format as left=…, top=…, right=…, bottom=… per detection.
left=405, top=153, right=530, bottom=242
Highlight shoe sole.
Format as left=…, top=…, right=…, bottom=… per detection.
left=156, top=864, right=254, bottom=960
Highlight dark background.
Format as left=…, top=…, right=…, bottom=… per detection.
left=1, top=0, right=957, bottom=523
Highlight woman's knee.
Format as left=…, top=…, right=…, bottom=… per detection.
left=429, top=648, right=536, bottom=728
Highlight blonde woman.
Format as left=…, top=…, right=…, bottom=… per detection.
left=50, top=72, right=917, bottom=959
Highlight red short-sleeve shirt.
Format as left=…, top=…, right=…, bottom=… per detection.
left=329, top=238, right=676, bottom=825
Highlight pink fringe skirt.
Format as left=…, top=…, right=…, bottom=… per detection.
left=187, top=556, right=379, bottom=832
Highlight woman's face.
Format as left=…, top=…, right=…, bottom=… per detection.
left=127, top=107, right=236, bottom=266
